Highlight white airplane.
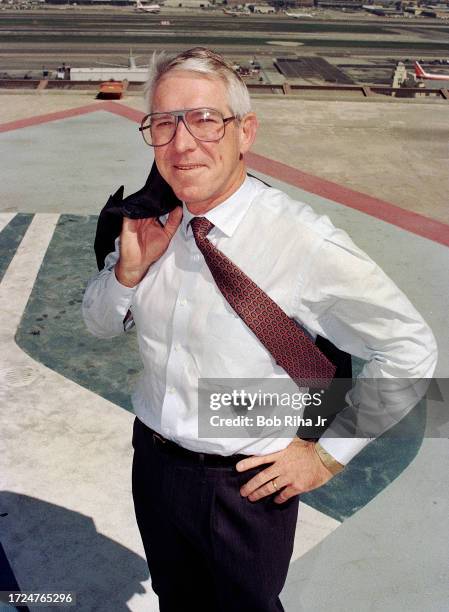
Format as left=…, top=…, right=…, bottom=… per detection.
left=285, top=11, right=313, bottom=18
left=222, top=8, right=248, bottom=16
left=362, top=4, right=397, bottom=14
left=414, top=61, right=449, bottom=82
left=135, top=0, right=161, bottom=13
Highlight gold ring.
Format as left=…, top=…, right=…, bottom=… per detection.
left=272, top=479, right=278, bottom=491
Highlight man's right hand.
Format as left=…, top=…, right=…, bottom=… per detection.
left=115, top=207, right=183, bottom=287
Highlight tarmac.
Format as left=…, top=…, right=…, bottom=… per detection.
left=0, top=89, right=448, bottom=612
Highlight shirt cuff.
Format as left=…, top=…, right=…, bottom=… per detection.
left=317, top=436, right=372, bottom=466
left=107, top=266, right=138, bottom=314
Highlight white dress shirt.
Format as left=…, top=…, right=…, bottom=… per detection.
left=82, top=175, right=437, bottom=463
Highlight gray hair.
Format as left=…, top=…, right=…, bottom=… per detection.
left=144, top=47, right=252, bottom=118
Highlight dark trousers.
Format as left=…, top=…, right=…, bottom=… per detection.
left=132, top=417, right=300, bottom=612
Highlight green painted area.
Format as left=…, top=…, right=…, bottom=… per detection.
left=0, top=214, right=33, bottom=284
left=15, top=214, right=142, bottom=411
left=302, top=405, right=425, bottom=522
left=16, top=219, right=423, bottom=521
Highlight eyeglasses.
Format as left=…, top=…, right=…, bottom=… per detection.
left=139, top=107, right=236, bottom=147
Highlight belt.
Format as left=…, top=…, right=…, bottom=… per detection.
left=141, top=421, right=249, bottom=467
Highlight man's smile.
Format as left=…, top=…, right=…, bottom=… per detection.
left=173, top=164, right=207, bottom=171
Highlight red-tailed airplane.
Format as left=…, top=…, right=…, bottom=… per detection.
left=414, top=61, right=449, bottom=82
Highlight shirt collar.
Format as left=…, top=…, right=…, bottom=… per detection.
left=181, top=175, right=256, bottom=238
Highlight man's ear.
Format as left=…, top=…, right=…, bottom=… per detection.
left=239, top=113, right=258, bottom=156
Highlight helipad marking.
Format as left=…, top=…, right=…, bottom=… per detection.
left=0, top=215, right=156, bottom=609
left=0, top=106, right=434, bottom=601
left=0, top=214, right=342, bottom=610
left=0, top=214, right=34, bottom=284
left=0, top=213, right=16, bottom=233
left=246, top=151, right=449, bottom=248
left=0, top=101, right=142, bottom=133
left=0, top=102, right=109, bottom=133
left=291, top=504, right=340, bottom=562
left=101, top=102, right=449, bottom=248
left=1, top=101, right=448, bottom=248
left=0, top=213, right=58, bottom=327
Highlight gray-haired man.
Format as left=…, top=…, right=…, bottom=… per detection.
left=83, top=47, right=437, bottom=611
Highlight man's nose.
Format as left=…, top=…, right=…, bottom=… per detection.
left=171, top=118, right=197, bottom=151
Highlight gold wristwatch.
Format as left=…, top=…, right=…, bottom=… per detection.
left=314, top=442, right=345, bottom=475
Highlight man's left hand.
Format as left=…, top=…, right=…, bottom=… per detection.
left=236, top=439, right=333, bottom=504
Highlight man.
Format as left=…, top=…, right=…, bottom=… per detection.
left=83, top=48, right=437, bottom=611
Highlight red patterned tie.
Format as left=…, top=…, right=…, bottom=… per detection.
left=191, top=217, right=336, bottom=388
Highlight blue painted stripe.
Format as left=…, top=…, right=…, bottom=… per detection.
left=0, top=215, right=34, bottom=284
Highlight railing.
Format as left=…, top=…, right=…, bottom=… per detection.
left=1, top=79, right=447, bottom=100
left=246, top=82, right=449, bottom=99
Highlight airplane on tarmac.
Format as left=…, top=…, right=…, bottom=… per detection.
left=222, top=8, right=249, bottom=16
left=135, top=0, right=161, bottom=13
left=285, top=11, right=313, bottom=18
left=362, top=4, right=397, bottom=15
left=414, top=61, right=449, bottom=82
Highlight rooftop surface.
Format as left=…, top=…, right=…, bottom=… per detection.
left=1, top=90, right=448, bottom=611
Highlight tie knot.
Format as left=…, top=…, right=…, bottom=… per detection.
left=191, top=217, right=214, bottom=241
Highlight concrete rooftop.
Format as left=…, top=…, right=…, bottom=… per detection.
left=0, top=90, right=448, bottom=612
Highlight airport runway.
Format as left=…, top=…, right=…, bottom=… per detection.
left=1, top=9, right=449, bottom=73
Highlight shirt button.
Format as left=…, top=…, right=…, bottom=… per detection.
left=174, top=344, right=180, bottom=352
left=179, top=298, right=187, bottom=306
left=192, top=254, right=200, bottom=262
left=167, top=386, right=175, bottom=394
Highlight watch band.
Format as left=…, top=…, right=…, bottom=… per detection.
left=314, top=442, right=345, bottom=475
